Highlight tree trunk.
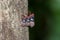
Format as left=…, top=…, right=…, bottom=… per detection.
left=0, top=0, right=29, bottom=40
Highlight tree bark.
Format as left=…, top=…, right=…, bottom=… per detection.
left=0, top=0, right=29, bottom=40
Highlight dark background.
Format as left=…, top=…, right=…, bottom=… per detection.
left=28, top=0, right=48, bottom=40
left=28, top=0, right=60, bottom=40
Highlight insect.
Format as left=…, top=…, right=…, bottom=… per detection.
left=28, top=13, right=34, bottom=27
left=21, top=11, right=35, bottom=28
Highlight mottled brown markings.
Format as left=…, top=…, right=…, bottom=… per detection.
left=0, top=0, right=28, bottom=40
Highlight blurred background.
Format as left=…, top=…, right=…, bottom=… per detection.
left=28, top=0, right=60, bottom=40
left=28, top=0, right=48, bottom=40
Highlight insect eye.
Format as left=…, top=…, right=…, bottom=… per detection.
left=27, top=19, right=30, bottom=21
left=31, top=18, right=34, bottom=20
left=23, top=20, right=26, bottom=22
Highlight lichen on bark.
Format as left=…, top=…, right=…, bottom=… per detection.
left=0, top=0, right=29, bottom=40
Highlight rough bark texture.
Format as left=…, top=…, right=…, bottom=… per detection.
left=0, top=0, right=29, bottom=40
